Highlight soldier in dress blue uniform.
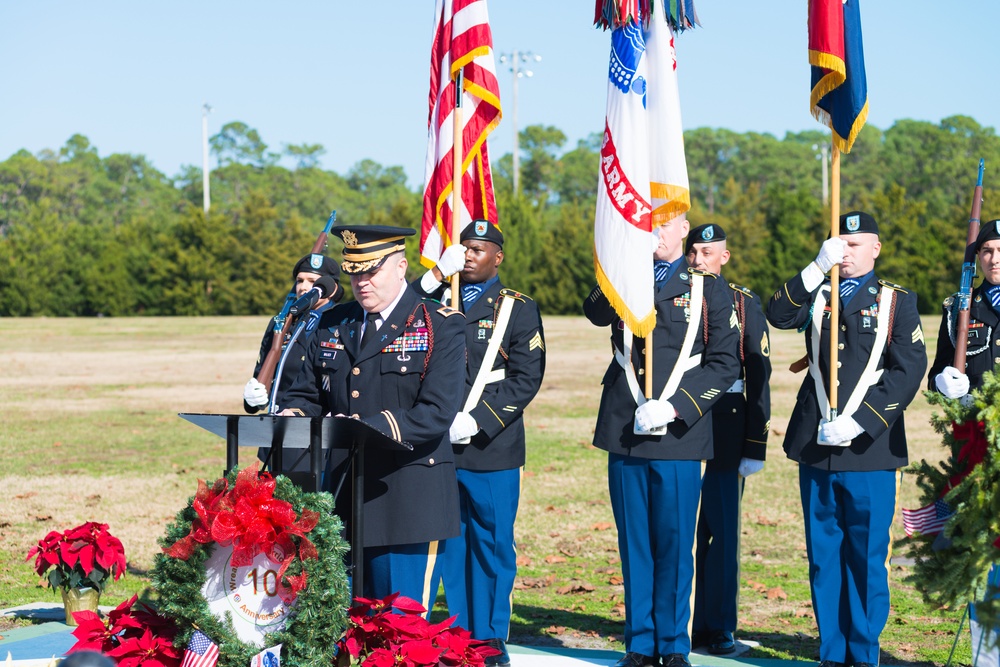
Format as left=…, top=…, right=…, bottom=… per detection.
left=766, top=211, right=927, bottom=667
left=685, top=224, right=771, bottom=656
left=414, top=219, right=546, bottom=667
left=584, top=214, right=741, bottom=667
left=927, top=218, right=1000, bottom=667
left=280, top=225, right=466, bottom=610
left=243, top=253, right=344, bottom=414
left=929, top=219, right=1000, bottom=398
left=243, top=254, right=344, bottom=474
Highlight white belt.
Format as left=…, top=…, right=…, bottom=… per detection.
left=726, top=379, right=744, bottom=393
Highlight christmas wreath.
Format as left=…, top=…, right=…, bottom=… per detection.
left=905, top=371, right=1000, bottom=629
left=153, top=466, right=351, bottom=667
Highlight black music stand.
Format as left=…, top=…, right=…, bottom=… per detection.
left=178, top=413, right=412, bottom=599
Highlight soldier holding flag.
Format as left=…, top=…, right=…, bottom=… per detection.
left=766, top=212, right=926, bottom=667
left=585, top=214, right=739, bottom=667
left=416, top=219, right=546, bottom=667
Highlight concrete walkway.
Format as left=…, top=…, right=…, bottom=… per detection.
left=1, top=602, right=806, bottom=667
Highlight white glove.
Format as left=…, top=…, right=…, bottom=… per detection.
left=437, top=243, right=468, bottom=278
left=817, top=415, right=864, bottom=447
left=814, top=237, right=846, bottom=273
left=244, top=378, right=269, bottom=408
left=634, top=399, right=675, bottom=433
left=738, top=458, right=765, bottom=477
left=449, top=411, right=479, bottom=444
left=935, top=366, right=970, bottom=399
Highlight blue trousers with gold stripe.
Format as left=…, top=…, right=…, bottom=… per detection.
left=440, top=468, right=521, bottom=640
left=609, top=454, right=703, bottom=658
left=799, top=466, right=898, bottom=665
left=363, top=542, right=442, bottom=616
left=693, top=467, right=744, bottom=635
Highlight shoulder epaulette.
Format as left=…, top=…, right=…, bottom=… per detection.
left=729, top=282, right=755, bottom=298
left=437, top=305, right=462, bottom=317
left=878, top=279, right=908, bottom=294
left=499, top=287, right=531, bottom=302
left=687, top=267, right=717, bottom=279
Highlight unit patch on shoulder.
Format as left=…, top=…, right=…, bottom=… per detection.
left=912, top=324, right=925, bottom=345
left=528, top=331, right=545, bottom=352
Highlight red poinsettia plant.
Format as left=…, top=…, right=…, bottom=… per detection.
left=335, top=593, right=499, bottom=667
left=68, top=594, right=182, bottom=667
left=26, top=521, right=127, bottom=593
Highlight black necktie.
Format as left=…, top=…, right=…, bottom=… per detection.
left=361, top=312, right=379, bottom=348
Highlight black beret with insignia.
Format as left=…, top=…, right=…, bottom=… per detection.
left=685, top=223, right=727, bottom=254
left=840, top=211, right=879, bottom=236
left=975, top=219, right=1000, bottom=253
left=460, top=219, right=504, bottom=248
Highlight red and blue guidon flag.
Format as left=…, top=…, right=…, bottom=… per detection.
left=809, top=0, right=868, bottom=153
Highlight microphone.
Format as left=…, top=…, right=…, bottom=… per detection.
left=290, top=276, right=338, bottom=315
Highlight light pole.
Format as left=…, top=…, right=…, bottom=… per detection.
left=202, top=103, right=213, bottom=213
left=812, top=141, right=829, bottom=206
left=498, top=50, right=541, bottom=195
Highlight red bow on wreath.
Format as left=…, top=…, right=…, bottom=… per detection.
left=165, top=466, right=319, bottom=601
left=944, top=420, right=988, bottom=495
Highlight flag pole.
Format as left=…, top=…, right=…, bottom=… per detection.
left=828, top=140, right=841, bottom=421
left=645, top=336, right=653, bottom=397
left=450, top=68, right=465, bottom=309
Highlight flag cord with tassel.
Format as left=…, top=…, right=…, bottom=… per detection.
left=450, top=68, right=465, bottom=310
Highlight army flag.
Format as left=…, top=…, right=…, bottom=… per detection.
left=809, top=0, right=868, bottom=153
left=421, top=0, right=502, bottom=269
left=594, top=6, right=691, bottom=337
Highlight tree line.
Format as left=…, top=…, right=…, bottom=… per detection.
left=1, top=116, right=998, bottom=318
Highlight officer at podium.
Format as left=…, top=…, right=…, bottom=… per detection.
left=281, top=225, right=466, bottom=609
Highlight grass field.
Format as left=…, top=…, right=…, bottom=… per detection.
left=0, top=314, right=971, bottom=665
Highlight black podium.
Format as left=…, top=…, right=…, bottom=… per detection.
left=178, top=413, right=412, bottom=599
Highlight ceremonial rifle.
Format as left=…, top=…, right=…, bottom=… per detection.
left=952, top=160, right=985, bottom=369
left=256, top=210, right=337, bottom=397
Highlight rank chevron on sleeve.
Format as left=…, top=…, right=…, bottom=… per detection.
left=529, top=331, right=545, bottom=352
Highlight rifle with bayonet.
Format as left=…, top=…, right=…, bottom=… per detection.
left=256, top=210, right=337, bottom=396
left=953, top=160, right=985, bottom=369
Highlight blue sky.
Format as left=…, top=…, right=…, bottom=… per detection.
left=2, top=1, right=998, bottom=189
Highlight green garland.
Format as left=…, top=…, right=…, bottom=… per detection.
left=905, top=371, right=1000, bottom=629
left=152, top=469, right=351, bottom=667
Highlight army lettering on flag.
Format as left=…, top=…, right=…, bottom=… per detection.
left=809, top=0, right=868, bottom=153
left=421, top=0, right=501, bottom=269
left=594, top=7, right=690, bottom=337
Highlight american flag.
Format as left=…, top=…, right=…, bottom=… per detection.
left=901, top=499, right=953, bottom=537
left=181, top=630, right=219, bottom=667
left=420, top=0, right=501, bottom=269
